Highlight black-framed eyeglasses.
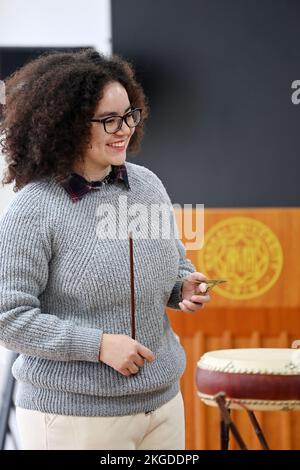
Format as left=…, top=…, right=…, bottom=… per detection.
left=90, top=108, right=142, bottom=134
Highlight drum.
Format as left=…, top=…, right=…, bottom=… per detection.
left=196, top=348, right=300, bottom=411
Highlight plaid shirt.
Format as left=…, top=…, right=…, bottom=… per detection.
left=61, top=165, right=130, bottom=203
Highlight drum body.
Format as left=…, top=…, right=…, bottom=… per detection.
left=196, top=348, right=300, bottom=411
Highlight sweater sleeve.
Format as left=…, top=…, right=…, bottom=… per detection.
left=166, top=228, right=196, bottom=310
left=0, top=201, right=102, bottom=363
left=148, top=172, right=196, bottom=310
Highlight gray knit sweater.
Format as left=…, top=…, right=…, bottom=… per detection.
left=0, top=162, right=195, bottom=416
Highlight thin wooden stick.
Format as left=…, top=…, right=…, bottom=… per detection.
left=129, top=231, right=135, bottom=340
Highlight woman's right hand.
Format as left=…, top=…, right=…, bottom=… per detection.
left=99, top=334, right=155, bottom=376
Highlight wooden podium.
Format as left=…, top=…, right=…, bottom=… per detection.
left=167, top=208, right=300, bottom=450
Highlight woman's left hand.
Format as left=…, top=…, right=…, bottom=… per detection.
left=179, top=272, right=210, bottom=313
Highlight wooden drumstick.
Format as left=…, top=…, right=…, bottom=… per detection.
left=129, top=231, right=135, bottom=340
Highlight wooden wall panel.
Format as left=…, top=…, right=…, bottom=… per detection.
left=167, top=208, right=300, bottom=450
left=174, top=208, right=300, bottom=308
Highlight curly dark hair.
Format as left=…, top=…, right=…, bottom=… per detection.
left=0, top=48, right=149, bottom=191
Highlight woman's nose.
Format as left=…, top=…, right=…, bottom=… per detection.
left=116, top=119, right=133, bottom=137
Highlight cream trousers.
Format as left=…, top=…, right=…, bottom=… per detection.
left=16, top=391, right=185, bottom=450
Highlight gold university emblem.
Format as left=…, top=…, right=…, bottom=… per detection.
left=197, top=217, right=283, bottom=300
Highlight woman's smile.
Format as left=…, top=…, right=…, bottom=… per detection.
left=106, top=139, right=127, bottom=151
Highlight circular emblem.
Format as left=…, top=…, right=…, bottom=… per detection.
left=197, top=217, right=283, bottom=300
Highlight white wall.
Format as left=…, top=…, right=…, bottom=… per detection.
left=0, top=159, right=15, bottom=214
left=0, top=0, right=112, bottom=213
left=0, top=0, right=112, bottom=52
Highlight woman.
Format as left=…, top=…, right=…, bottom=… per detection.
left=0, top=48, right=210, bottom=450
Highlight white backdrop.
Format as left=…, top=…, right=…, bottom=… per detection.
left=0, top=0, right=112, bottom=214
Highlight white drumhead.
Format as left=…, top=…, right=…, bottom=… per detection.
left=197, top=348, right=300, bottom=375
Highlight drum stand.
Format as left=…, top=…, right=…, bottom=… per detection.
left=214, top=392, right=270, bottom=450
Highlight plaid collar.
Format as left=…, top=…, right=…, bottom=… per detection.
left=61, top=164, right=130, bottom=203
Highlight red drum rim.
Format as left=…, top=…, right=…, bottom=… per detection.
left=196, top=368, right=300, bottom=401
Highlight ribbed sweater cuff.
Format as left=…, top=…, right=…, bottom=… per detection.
left=167, top=280, right=183, bottom=309
left=69, top=326, right=102, bottom=363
